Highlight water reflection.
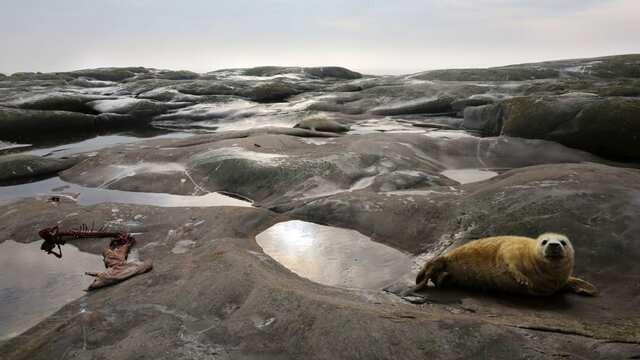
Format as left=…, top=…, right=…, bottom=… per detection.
left=0, top=177, right=251, bottom=207
left=27, top=132, right=192, bottom=158
left=0, top=240, right=102, bottom=340
left=255, top=220, right=412, bottom=289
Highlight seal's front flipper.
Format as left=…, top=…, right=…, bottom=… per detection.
left=565, top=276, right=598, bottom=296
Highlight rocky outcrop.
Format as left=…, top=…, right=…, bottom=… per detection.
left=1, top=55, right=640, bottom=359
left=0, top=154, right=79, bottom=183
left=370, top=96, right=456, bottom=116
left=1, top=161, right=639, bottom=360
left=464, top=94, right=640, bottom=160
left=87, top=98, right=191, bottom=118
left=414, top=67, right=559, bottom=81
left=59, top=131, right=601, bottom=208
left=243, top=81, right=302, bottom=102
left=0, top=107, right=98, bottom=142
left=293, top=116, right=350, bottom=132
left=2, top=92, right=110, bottom=113
left=69, top=67, right=148, bottom=81
left=242, top=66, right=362, bottom=79
left=153, top=70, right=200, bottom=80
left=304, top=66, right=362, bottom=79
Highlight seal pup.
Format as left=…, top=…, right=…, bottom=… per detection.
left=408, top=233, right=597, bottom=297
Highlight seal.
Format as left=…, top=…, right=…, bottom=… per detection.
left=409, top=233, right=597, bottom=297
left=293, top=116, right=350, bottom=133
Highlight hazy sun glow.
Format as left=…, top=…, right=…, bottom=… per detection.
left=1, top=0, right=639, bottom=74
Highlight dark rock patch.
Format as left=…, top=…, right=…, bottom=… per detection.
left=370, top=96, right=456, bottom=116
left=0, top=107, right=97, bottom=142
left=415, top=67, right=559, bottom=81
left=0, top=154, right=79, bottom=183
left=493, top=95, right=640, bottom=160
left=2, top=92, right=111, bottom=114
left=243, top=81, right=301, bottom=103
left=87, top=98, right=191, bottom=118
left=69, top=67, right=148, bottom=82
left=154, top=70, right=200, bottom=80
left=304, top=66, right=362, bottom=79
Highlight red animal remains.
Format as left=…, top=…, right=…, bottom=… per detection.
left=38, top=224, right=153, bottom=290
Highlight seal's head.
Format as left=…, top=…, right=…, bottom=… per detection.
left=536, top=233, right=574, bottom=262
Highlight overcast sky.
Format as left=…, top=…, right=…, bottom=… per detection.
left=1, top=0, right=638, bottom=75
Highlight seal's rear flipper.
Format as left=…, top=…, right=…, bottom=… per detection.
left=565, top=276, right=598, bottom=297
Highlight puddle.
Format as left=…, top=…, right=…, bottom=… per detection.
left=26, top=132, right=192, bottom=158
left=423, top=130, right=477, bottom=139
left=0, top=240, right=102, bottom=340
left=440, top=169, right=498, bottom=184
left=190, top=146, right=288, bottom=167
left=0, top=177, right=251, bottom=207
left=255, top=220, right=412, bottom=289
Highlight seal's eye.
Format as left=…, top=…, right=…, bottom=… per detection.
left=541, top=240, right=548, bottom=246
left=560, top=240, right=567, bottom=246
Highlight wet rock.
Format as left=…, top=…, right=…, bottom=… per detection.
left=60, top=131, right=600, bottom=209
left=414, top=67, right=559, bottom=81
left=243, top=81, right=301, bottom=102
left=462, top=103, right=504, bottom=133
left=0, top=154, right=78, bottom=183
left=94, top=113, right=140, bottom=130
left=174, top=80, right=237, bottom=96
left=120, top=78, right=189, bottom=95
left=2, top=92, right=110, bottom=113
left=69, top=67, right=148, bottom=82
left=450, top=97, right=494, bottom=112
left=370, top=96, right=456, bottom=116
left=2, top=54, right=640, bottom=359
left=87, top=98, right=191, bottom=118
left=242, top=65, right=362, bottom=80
left=69, top=78, right=117, bottom=88
left=496, top=95, right=640, bottom=159
left=304, top=66, right=362, bottom=79
left=596, top=79, right=640, bottom=97
left=152, top=99, right=257, bottom=123
left=4, top=193, right=639, bottom=359
left=0, top=107, right=97, bottom=142
left=242, top=66, right=290, bottom=77
left=294, top=116, right=350, bottom=133
left=587, top=54, right=640, bottom=78
left=328, top=83, right=364, bottom=92
left=137, top=87, right=201, bottom=102
left=3, top=72, right=71, bottom=81
left=521, top=79, right=595, bottom=96
left=154, top=70, right=200, bottom=80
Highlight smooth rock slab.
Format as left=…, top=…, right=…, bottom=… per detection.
left=0, top=154, right=79, bottom=183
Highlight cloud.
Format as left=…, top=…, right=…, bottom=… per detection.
left=0, top=0, right=637, bottom=75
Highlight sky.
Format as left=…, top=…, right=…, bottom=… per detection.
left=0, top=0, right=638, bottom=75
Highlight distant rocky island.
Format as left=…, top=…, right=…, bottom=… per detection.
left=1, top=54, right=639, bottom=359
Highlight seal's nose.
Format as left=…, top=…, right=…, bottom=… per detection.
left=548, top=243, right=561, bottom=249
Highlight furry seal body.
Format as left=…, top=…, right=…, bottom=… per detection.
left=411, top=233, right=597, bottom=297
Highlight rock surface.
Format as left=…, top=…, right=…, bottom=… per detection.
left=0, top=154, right=80, bottom=183
left=464, top=94, right=640, bottom=159
left=1, top=55, right=639, bottom=359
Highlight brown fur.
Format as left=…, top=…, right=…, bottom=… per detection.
left=409, top=233, right=597, bottom=297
